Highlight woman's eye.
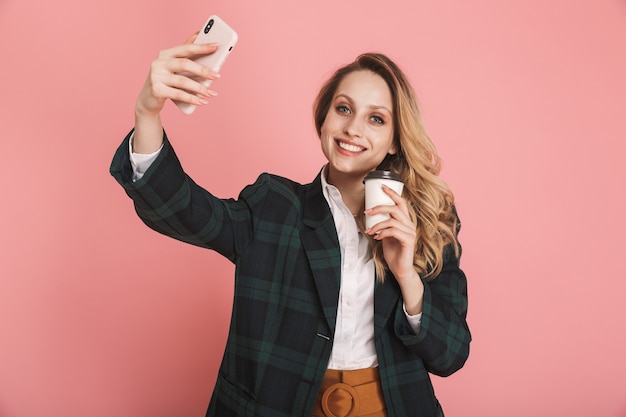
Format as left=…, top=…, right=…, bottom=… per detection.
left=336, top=105, right=350, bottom=114
left=371, top=115, right=384, bottom=124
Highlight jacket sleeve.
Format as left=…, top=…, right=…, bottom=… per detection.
left=394, top=213, right=471, bottom=377
left=110, top=130, right=267, bottom=262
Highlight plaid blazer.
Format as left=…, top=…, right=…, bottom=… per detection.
left=111, top=131, right=471, bottom=417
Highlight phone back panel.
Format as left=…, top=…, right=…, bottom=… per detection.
left=175, top=15, right=238, bottom=114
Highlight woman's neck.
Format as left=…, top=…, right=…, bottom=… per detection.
left=326, top=168, right=366, bottom=217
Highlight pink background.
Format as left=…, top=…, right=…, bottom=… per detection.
left=1, top=1, right=625, bottom=416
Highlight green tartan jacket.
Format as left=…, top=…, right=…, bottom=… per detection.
left=110, top=131, right=471, bottom=417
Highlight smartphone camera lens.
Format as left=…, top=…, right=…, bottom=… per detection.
left=204, top=19, right=214, bottom=34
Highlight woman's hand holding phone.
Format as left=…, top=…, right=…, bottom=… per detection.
left=136, top=35, right=221, bottom=118
left=132, top=15, right=238, bottom=153
left=132, top=36, right=221, bottom=154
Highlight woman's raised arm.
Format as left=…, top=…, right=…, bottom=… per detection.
left=133, top=34, right=221, bottom=153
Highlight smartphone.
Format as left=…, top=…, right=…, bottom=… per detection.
left=174, top=15, right=238, bottom=115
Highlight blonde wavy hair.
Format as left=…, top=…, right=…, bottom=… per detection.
left=313, top=53, right=459, bottom=281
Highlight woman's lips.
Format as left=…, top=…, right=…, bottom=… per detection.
left=336, top=139, right=365, bottom=153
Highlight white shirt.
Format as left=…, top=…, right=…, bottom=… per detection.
left=321, top=171, right=379, bottom=369
left=320, top=168, right=421, bottom=369
left=129, top=140, right=422, bottom=370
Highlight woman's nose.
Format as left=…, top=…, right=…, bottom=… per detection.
left=345, top=117, right=364, bottom=137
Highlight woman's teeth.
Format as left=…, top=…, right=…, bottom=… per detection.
left=338, top=141, right=364, bottom=152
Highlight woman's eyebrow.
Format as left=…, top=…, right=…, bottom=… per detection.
left=335, top=93, right=392, bottom=114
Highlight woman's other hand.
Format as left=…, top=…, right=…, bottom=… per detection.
left=365, top=185, right=424, bottom=315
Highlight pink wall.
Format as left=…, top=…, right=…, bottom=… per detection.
left=1, top=1, right=625, bottom=416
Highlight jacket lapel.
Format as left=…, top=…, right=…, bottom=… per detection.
left=301, top=170, right=341, bottom=335
left=299, top=170, right=401, bottom=338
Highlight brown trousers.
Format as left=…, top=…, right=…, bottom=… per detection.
left=311, top=368, right=387, bottom=417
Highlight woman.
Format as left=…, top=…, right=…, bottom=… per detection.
left=111, top=36, right=470, bottom=417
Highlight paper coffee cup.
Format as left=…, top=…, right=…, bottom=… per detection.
left=364, top=170, right=404, bottom=229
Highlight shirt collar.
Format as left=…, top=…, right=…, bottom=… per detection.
left=320, top=164, right=342, bottom=208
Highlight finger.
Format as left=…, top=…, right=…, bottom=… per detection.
left=157, top=72, right=217, bottom=99
left=365, top=204, right=411, bottom=227
left=163, top=56, right=221, bottom=82
left=373, top=224, right=415, bottom=242
left=151, top=52, right=220, bottom=85
left=152, top=82, right=214, bottom=106
left=184, top=32, right=200, bottom=44
left=382, top=185, right=408, bottom=208
left=365, top=213, right=414, bottom=236
left=158, top=42, right=218, bottom=60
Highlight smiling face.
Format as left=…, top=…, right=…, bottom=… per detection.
left=319, top=70, right=396, bottom=186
